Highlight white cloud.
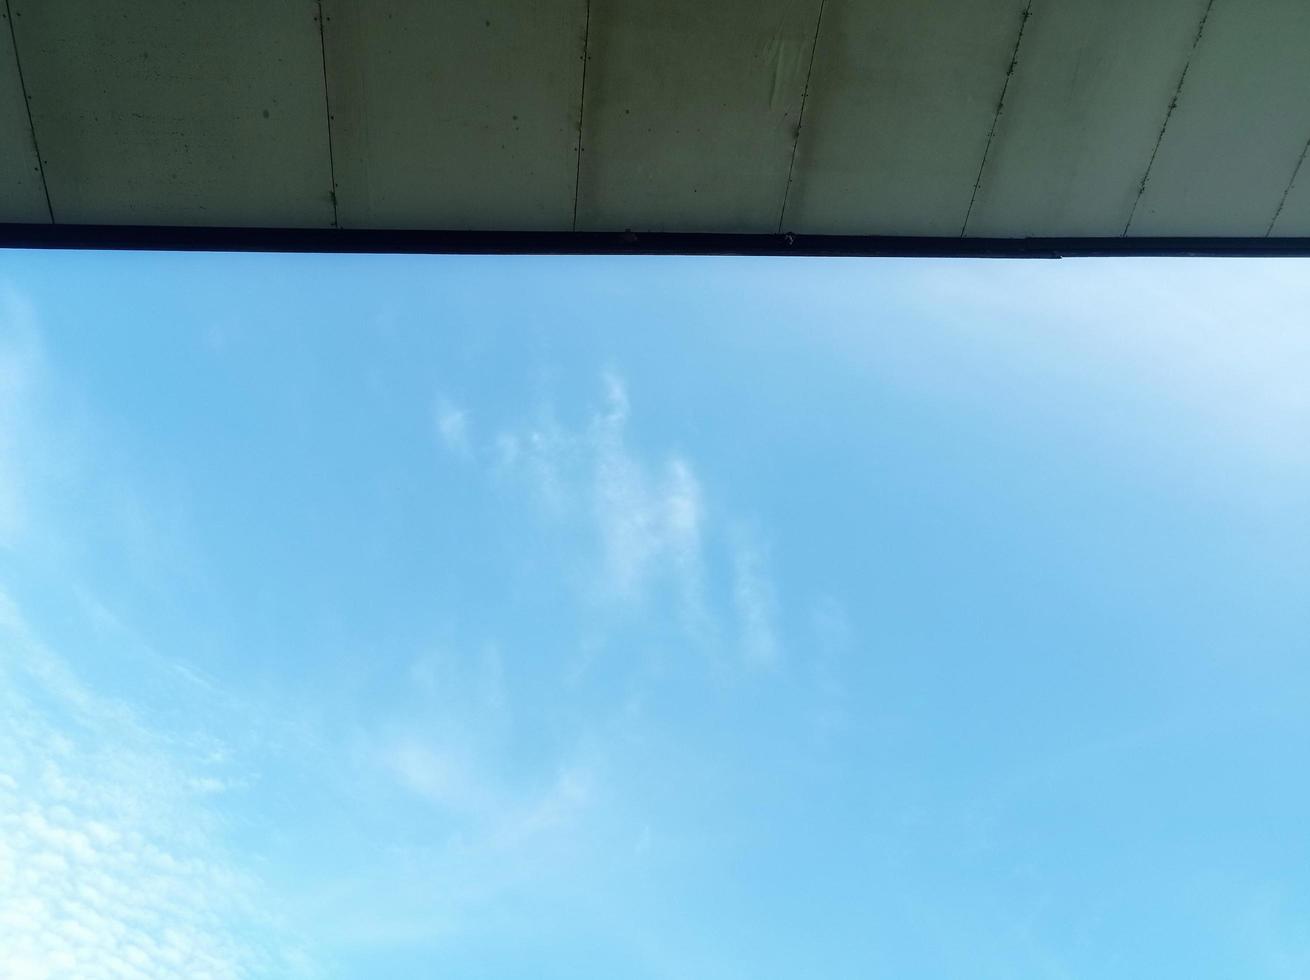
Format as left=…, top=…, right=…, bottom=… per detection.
left=433, top=397, right=471, bottom=456
left=348, top=628, right=618, bottom=947
left=383, top=738, right=492, bottom=816
left=491, top=764, right=594, bottom=850
left=492, top=375, right=710, bottom=615
left=589, top=379, right=705, bottom=602
left=353, top=716, right=608, bottom=950
left=0, top=594, right=312, bottom=979
left=474, top=373, right=789, bottom=669
left=730, top=528, right=781, bottom=668
left=900, top=259, right=1310, bottom=470
left=382, top=735, right=595, bottom=851
left=381, top=642, right=588, bottom=835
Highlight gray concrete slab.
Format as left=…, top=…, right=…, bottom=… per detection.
left=965, top=0, right=1208, bottom=237
left=9, top=0, right=334, bottom=226
left=0, top=4, right=47, bottom=223
left=1128, top=0, right=1310, bottom=236
left=322, top=0, right=586, bottom=230
left=783, top=0, right=1028, bottom=236
left=575, top=0, right=823, bottom=233
left=4, top=0, right=1310, bottom=240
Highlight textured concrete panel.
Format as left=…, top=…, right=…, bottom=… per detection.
left=0, top=5, right=47, bottom=222
left=576, top=0, right=823, bottom=233
left=10, top=0, right=333, bottom=226
left=966, top=0, right=1209, bottom=237
left=5, top=0, right=1310, bottom=238
left=1128, top=0, right=1310, bottom=236
left=322, top=0, right=585, bottom=230
left=783, top=0, right=1028, bottom=236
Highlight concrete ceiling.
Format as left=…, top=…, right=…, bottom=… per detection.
left=2, top=0, right=1308, bottom=237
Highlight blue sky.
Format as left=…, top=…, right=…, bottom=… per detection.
left=0, top=251, right=1308, bottom=979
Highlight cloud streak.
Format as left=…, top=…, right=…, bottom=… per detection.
left=589, top=376, right=705, bottom=603
left=433, top=397, right=471, bottom=457
left=482, top=373, right=779, bottom=665
left=730, top=528, right=781, bottom=668
left=0, top=594, right=312, bottom=979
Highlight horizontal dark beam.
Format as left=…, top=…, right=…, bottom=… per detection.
left=2, top=223, right=1310, bottom=258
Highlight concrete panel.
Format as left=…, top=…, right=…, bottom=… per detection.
left=322, top=0, right=585, bottom=230
left=575, top=0, right=823, bottom=233
left=965, top=0, right=1208, bottom=237
left=1128, top=0, right=1310, bottom=236
left=9, top=0, right=334, bottom=227
left=783, top=0, right=1027, bottom=236
left=1269, top=143, right=1310, bottom=235
left=0, top=5, right=47, bottom=222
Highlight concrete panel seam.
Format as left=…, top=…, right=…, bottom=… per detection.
left=315, top=0, right=340, bottom=228
left=4, top=0, right=52, bottom=222
left=960, top=1, right=1032, bottom=237
left=571, top=0, right=592, bottom=232
left=1122, top=0, right=1216, bottom=235
left=1267, top=132, right=1310, bottom=235
left=777, top=0, right=827, bottom=232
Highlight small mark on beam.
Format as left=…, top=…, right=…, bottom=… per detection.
left=570, top=0, right=592, bottom=232
left=1266, top=131, right=1310, bottom=235
left=777, top=0, right=828, bottom=233
left=4, top=0, right=54, bottom=222
left=314, top=0, right=340, bottom=228
left=1122, top=0, right=1217, bottom=236
left=960, top=2, right=1033, bottom=237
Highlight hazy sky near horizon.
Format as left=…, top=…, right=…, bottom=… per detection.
left=1, top=251, right=1308, bottom=979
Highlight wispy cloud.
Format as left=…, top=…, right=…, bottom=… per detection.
left=589, top=375, right=706, bottom=603
left=383, top=738, right=495, bottom=817
left=0, top=297, right=313, bottom=971
left=900, top=260, right=1310, bottom=469
left=346, top=666, right=609, bottom=949
left=1, top=284, right=200, bottom=591
left=378, top=639, right=592, bottom=836
left=471, top=373, right=789, bottom=667
left=0, top=594, right=313, bottom=979
left=0, top=288, right=43, bottom=548
left=730, top=527, right=781, bottom=668
left=433, top=396, right=471, bottom=457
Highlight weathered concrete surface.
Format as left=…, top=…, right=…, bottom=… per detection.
left=1269, top=143, right=1310, bottom=235
left=9, top=0, right=334, bottom=226
left=0, top=4, right=46, bottom=222
left=575, top=0, right=822, bottom=233
left=1128, top=0, right=1310, bottom=236
left=965, top=0, right=1210, bottom=237
left=2, top=0, right=1309, bottom=238
left=322, top=0, right=586, bottom=230
left=783, top=0, right=1028, bottom=235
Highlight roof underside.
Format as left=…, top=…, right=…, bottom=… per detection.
left=2, top=0, right=1309, bottom=244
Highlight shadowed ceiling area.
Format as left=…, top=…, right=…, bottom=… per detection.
left=2, top=0, right=1309, bottom=239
